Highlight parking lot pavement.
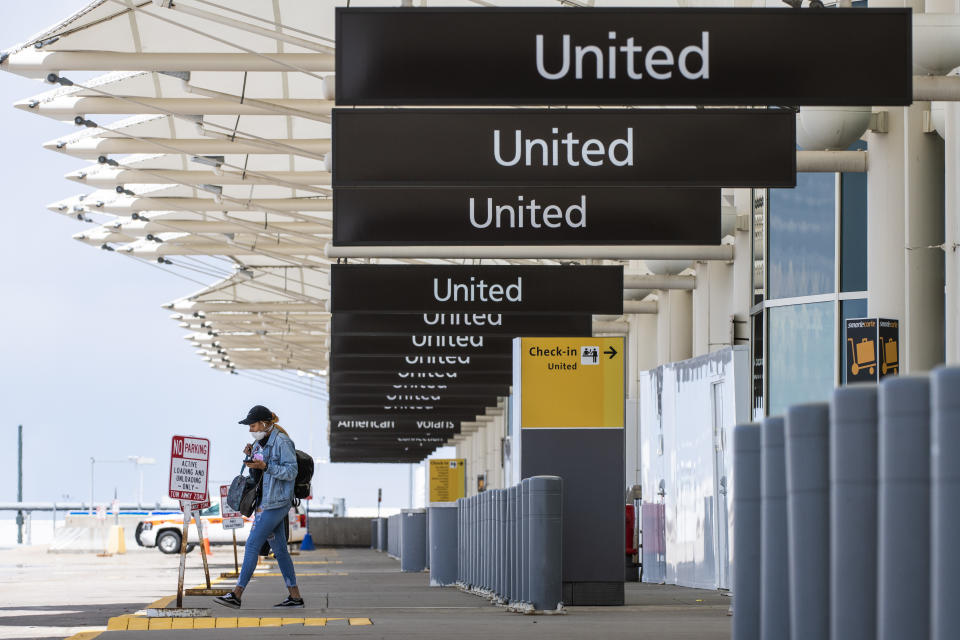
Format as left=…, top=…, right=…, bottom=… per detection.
left=88, top=548, right=731, bottom=640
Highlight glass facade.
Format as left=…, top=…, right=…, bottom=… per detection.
left=768, top=302, right=836, bottom=417
left=768, top=172, right=836, bottom=299
left=756, top=139, right=869, bottom=416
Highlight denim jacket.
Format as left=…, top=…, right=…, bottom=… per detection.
left=253, top=428, right=298, bottom=510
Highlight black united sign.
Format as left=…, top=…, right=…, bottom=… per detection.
left=332, top=187, right=720, bottom=246
left=329, top=264, right=623, bottom=315
left=333, top=109, right=795, bottom=188
left=336, top=7, right=911, bottom=106
left=331, top=312, right=592, bottom=336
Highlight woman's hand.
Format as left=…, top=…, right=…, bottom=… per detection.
left=244, top=460, right=267, bottom=470
left=243, top=444, right=253, bottom=457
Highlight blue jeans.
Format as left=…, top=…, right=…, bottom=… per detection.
left=237, top=506, right=297, bottom=589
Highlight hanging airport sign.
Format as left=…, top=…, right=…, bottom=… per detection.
left=331, top=186, right=720, bottom=246
left=330, top=312, right=592, bottom=337
left=330, top=264, right=624, bottom=315
left=332, top=108, right=794, bottom=188
left=331, top=370, right=513, bottom=386
left=219, top=485, right=244, bottom=530
left=329, top=416, right=466, bottom=433
left=844, top=317, right=900, bottom=384
left=168, top=435, right=210, bottom=502
left=330, top=355, right=514, bottom=374
left=517, top=337, right=625, bottom=429
left=330, top=382, right=510, bottom=397
left=336, top=7, right=911, bottom=107
left=330, top=402, right=496, bottom=414
left=331, top=334, right=516, bottom=357
left=429, top=459, right=467, bottom=504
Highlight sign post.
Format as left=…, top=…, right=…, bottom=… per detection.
left=220, top=484, right=244, bottom=578
left=167, top=435, right=221, bottom=604
left=515, top=337, right=626, bottom=605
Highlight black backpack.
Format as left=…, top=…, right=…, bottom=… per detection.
left=293, top=449, right=314, bottom=500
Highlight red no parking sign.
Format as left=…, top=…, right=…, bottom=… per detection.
left=168, top=435, right=210, bottom=502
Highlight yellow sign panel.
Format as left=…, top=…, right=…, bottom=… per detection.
left=520, top=337, right=624, bottom=429
left=429, top=459, right=466, bottom=503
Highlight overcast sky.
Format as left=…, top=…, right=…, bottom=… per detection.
left=0, top=1, right=436, bottom=518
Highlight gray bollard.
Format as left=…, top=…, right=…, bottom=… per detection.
left=528, top=476, right=563, bottom=611
left=503, top=487, right=517, bottom=602
left=425, top=508, right=430, bottom=571
left=370, top=518, right=377, bottom=550
left=456, top=499, right=463, bottom=583
left=732, top=423, right=761, bottom=640
left=932, top=367, right=960, bottom=640
left=379, top=517, right=388, bottom=552
left=401, top=509, right=427, bottom=572
left=521, top=478, right=530, bottom=603
left=878, top=376, right=931, bottom=640
left=497, top=489, right=507, bottom=602
left=830, top=385, right=879, bottom=640
left=429, top=505, right=458, bottom=586
left=760, top=416, right=790, bottom=640
left=785, top=403, right=830, bottom=640
left=469, top=495, right=475, bottom=587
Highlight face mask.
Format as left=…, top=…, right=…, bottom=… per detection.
left=251, top=430, right=268, bottom=441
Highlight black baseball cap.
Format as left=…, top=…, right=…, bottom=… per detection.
left=239, top=405, right=273, bottom=425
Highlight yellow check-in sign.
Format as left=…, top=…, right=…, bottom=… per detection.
left=429, top=458, right=466, bottom=503
left=519, top=337, right=624, bottom=429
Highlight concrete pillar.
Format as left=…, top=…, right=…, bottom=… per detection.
left=867, top=98, right=945, bottom=372
left=732, top=423, right=761, bottom=640
left=830, top=385, right=879, bottom=640
left=784, top=404, right=830, bottom=640
left=760, top=417, right=790, bottom=640
left=931, top=367, right=960, bottom=640
left=657, top=289, right=693, bottom=365
left=428, top=505, right=458, bottom=586
left=528, top=476, right=563, bottom=611
left=878, top=376, right=931, bottom=640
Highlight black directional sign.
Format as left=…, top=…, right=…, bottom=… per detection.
left=332, top=187, right=720, bottom=246
left=331, top=312, right=592, bottom=336
left=331, top=334, right=515, bottom=357
left=330, top=383, right=510, bottom=397
left=336, top=7, right=911, bottom=106
left=331, top=371, right=513, bottom=386
left=333, top=109, right=795, bottom=188
left=330, top=264, right=624, bottom=315
left=329, top=355, right=513, bottom=374
left=329, top=416, right=464, bottom=434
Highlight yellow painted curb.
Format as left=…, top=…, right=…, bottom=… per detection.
left=349, top=618, right=374, bottom=626
left=106, top=616, right=130, bottom=631
left=145, top=594, right=177, bottom=609
left=171, top=618, right=194, bottom=630
left=259, top=617, right=282, bottom=627
left=281, top=618, right=304, bottom=625
left=127, top=617, right=150, bottom=631
left=63, top=632, right=104, bottom=640
left=237, top=617, right=260, bottom=628
left=148, top=618, right=172, bottom=630
left=193, top=617, right=216, bottom=629
left=215, top=617, right=238, bottom=628
left=304, top=618, right=327, bottom=626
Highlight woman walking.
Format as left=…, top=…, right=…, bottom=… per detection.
left=215, top=405, right=304, bottom=609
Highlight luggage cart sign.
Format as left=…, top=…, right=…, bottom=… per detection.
left=845, top=317, right=900, bottom=384
left=168, top=435, right=210, bottom=502
left=220, top=485, right=244, bottom=530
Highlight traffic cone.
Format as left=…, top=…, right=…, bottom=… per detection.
left=300, top=531, right=315, bottom=551
left=202, top=522, right=212, bottom=556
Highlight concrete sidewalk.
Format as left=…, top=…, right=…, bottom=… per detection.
left=90, top=547, right=731, bottom=640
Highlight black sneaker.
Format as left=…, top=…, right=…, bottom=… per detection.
left=274, top=596, right=305, bottom=608
left=214, top=593, right=242, bottom=609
